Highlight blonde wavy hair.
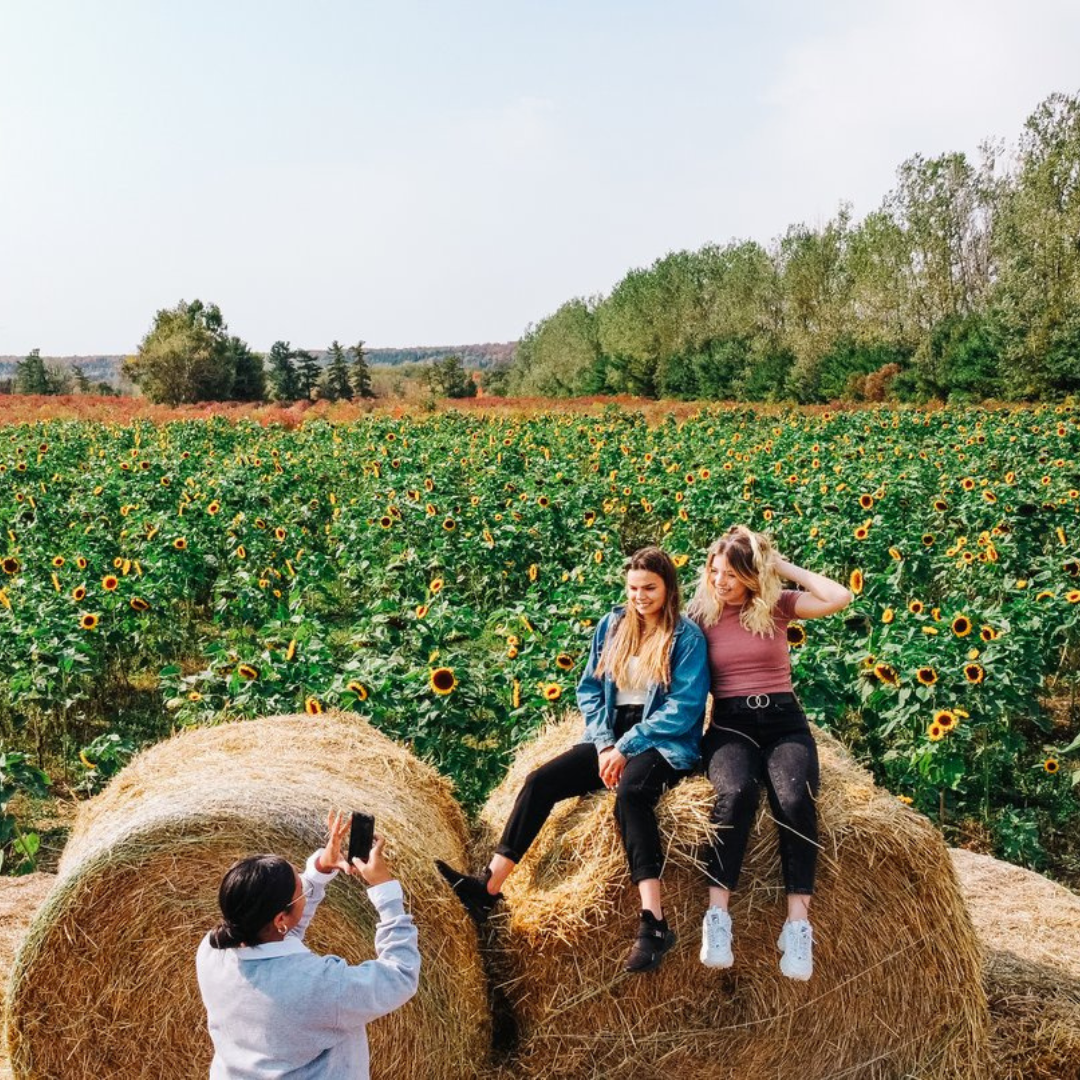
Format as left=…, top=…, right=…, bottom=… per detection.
left=687, top=525, right=782, bottom=637
left=595, top=547, right=681, bottom=689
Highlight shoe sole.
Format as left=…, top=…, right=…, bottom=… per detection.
left=700, top=951, right=733, bottom=969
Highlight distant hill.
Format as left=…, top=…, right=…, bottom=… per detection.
left=0, top=343, right=517, bottom=388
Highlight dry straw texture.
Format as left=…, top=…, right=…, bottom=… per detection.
left=5, top=712, right=489, bottom=1080
left=951, top=847, right=1080, bottom=1080
left=0, top=875, right=55, bottom=1080
left=477, top=714, right=991, bottom=1080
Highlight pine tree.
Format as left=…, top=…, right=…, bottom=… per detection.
left=267, top=340, right=299, bottom=401
left=294, top=350, right=321, bottom=400
left=322, top=340, right=352, bottom=401
left=349, top=339, right=374, bottom=398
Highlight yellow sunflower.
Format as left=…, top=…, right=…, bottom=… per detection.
left=873, top=662, right=900, bottom=686
left=908, top=599, right=924, bottom=615
left=786, top=624, right=807, bottom=646
left=79, top=613, right=99, bottom=630
left=951, top=614, right=973, bottom=637
left=347, top=681, right=369, bottom=701
left=916, top=667, right=938, bottom=686
left=543, top=683, right=562, bottom=701
left=305, top=697, right=323, bottom=715
left=130, top=597, right=150, bottom=612
left=849, top=569, right=864, bottom=594
left=237, top=664, right=259, bottom=680
left=556, top=654, right=574, bottom=671
left=430, top=667, right=457, bottom=695
left=964, top=663, right=985, bottom=684
left=935, top=709, right=958, bottom=731
left=1044, top=758, right=1060, bottom=774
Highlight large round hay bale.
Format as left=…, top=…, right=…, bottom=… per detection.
left=5, top=713, right=490, bottom=1080
left=477, top=715, right=990, bottom=1080
left=951, top=847, right=1080, bottom=1080
left=0, top=875, right=55, bottom=1080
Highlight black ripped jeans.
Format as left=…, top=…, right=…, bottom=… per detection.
left=495, top=706, right=691, bottom=883
left=701, top=699, right=819, bottom=895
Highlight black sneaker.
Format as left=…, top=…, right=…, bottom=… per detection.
left=624, top=910, right=676, bottom=973
left=435, top=860, right=502, bottom=925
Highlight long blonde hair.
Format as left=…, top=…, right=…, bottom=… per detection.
left=686, top=526, right=782, bottom=637
left=595, top=547, right=681, bottom=689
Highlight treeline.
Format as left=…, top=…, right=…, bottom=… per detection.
left=368, top=343, right=515, bottom=368
left=0, top=350, right=119, bottom=397
left=499, top=91, right=1080, bottom=403
left=112, top=300, right=477, bottom=405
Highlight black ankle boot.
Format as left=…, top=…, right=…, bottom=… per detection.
left=624, top=910, right=676, bottom=973
left=435, top=860, right=502, bottom=925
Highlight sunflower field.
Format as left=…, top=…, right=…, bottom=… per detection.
left=1, top=403, right=1079, bottom=878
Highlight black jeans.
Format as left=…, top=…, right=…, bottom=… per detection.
left=496, top=707, right=690, bottom=883
left=701, top=699, right=819, bottom=894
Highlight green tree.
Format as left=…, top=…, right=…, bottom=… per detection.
left=509, top=298, right=605, bottom=396
left=322, top=340, right=352, bottom=401
left=995, top=92, right=1080, bottom=396
left=122, top=299, right=241, bottom=405
left=13, top=349, right=51, bottom=395
left=294, top=350, right=321, bottom=400
left=349, top=340, right=374, bottom=399
left=229, top=337, right=266, bottom=401
left=70, top=364, right=91, bottom=394
left=267, top=340, right=299, bottom=402
left=423, top=355, right=477, bottom=398
left=776, top=210, right=855, bottom=401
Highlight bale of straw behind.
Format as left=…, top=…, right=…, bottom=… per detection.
left=0, top=875, right=55, bottom=1080
left=5, top=713, right=490, bottom=1080
left=951, top=847, right=1080, bottom=1080
left=477, top=714, right=991, bottom=1080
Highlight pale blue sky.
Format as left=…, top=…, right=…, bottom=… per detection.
left=1, top=0, right=1078, bottom=354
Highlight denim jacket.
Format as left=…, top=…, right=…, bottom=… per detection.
left=576, top=608, right=709, bottom=772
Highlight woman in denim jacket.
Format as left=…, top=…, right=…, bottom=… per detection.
left=438, top=546, right=709, bottom=973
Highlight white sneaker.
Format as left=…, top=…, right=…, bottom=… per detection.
left=700, top=906, right=733, bottom=968
left=778, top=919, right=813, bottom=981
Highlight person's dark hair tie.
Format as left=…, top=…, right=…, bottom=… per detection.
left=209, top=854, right=297, bottom=949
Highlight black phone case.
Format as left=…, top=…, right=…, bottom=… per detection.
left=347, top=811, right=375, bottom=863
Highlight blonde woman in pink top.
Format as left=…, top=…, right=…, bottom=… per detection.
left=686, top=525, right=851, bottom=980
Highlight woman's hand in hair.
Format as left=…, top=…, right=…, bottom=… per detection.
left=598, top=747, right=627, bottom=790
left=314, top=809, right=354, bottom=874
left=352, top=835, right=393, bottom=887
left=775, top=558, right=853, bottom=617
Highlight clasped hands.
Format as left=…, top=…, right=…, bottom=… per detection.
left=598, top=746, right=627, bottom=790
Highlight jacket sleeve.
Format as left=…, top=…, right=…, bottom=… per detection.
left=289, top=850, right=339, bottom=941
left=577, top=613, right=615, bottom=751
left=614, top=621, right=710, bottom=758
left=334, top=880, right=421, bottom=1027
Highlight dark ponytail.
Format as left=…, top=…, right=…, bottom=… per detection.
left=209, top=854, right=297, bottom=949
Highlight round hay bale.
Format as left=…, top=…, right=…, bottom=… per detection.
left=477, top=715, right=991, bottom=1080
left=0, top=874, right=55, bottom=1080
left=951, top=847, right=1080, bottom=1080
left=5, top=713, right=489, bottom=1080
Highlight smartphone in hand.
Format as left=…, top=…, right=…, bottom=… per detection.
left=347, top=811, right=375, bottom=864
